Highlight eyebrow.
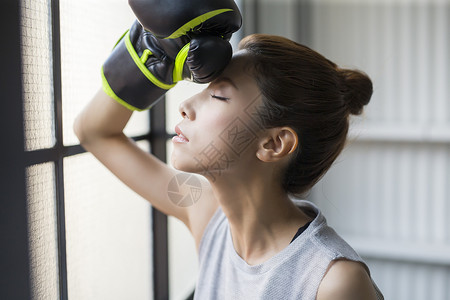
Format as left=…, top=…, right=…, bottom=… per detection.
left=211, top=76, right=239, bottom=90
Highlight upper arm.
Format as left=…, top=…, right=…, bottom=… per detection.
left=317, top=260, right=378, bottom=300
left=87, top=133, right=218, bottom=245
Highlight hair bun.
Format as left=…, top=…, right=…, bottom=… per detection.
left=339, top=69, right=373, bottom=115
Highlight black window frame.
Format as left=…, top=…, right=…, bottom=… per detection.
left=0, top=1, right=169, bottom=299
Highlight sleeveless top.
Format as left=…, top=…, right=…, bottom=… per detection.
left=194, top=200, right=384, bottom=300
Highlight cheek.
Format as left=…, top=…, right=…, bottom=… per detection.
left=197, top=102, right=262, bottom=157
left=194, top=113, right=260, bottom=169
left=215, top=116, right=258, bottom=157
left=195, top=107, right=236, bottom=141
left=204, top=107, right=232, bottom=126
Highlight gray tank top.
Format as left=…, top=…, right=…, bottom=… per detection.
left=194, top=200, right=384, bottom=299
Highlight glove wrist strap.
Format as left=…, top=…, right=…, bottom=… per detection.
left=173, top=43, right=191, bottom=82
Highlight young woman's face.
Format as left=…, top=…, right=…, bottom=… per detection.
left=171, top=51, right=264, bottom=181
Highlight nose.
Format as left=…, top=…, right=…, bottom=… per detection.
left=178, top=97, right=195, bottom=120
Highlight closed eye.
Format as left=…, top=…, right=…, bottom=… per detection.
left=210, top=94, right=230, bottom=101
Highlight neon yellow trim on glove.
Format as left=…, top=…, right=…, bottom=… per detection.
left=166, top=9, right=233, bottom=39
left=140, top=49, right=153, bottom=64
left=113, top=30, right=129, bottom=49
left=124, top=31, right=176, bottom=90
left=101, top=66, right=145, bottom=111
left=173, top=43, right=191, bottom=82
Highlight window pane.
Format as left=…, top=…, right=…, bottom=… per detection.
left=60, top=0, right=149, bottom=146
left=64, top=142, right=152, bottom=300
left=26, top=163, right=59, bottom=300
left=168, top=216, right=199, bottom=299
left=20, top=0, right=56, bottom=151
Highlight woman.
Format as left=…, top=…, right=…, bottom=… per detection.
left=75, top=34, right=383, bottom=299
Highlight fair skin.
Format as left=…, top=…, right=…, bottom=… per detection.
left=74, top=51, right=377, bottom=299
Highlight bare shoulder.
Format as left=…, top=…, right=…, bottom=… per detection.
left=317, top=259, right=378, bottom=300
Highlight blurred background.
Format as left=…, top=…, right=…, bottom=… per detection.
left=2, top=0, right=449, bottom=299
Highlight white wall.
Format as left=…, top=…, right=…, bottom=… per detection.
left=307, top=1, right=450, bottom=299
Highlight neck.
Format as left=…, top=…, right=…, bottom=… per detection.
left=208, top=168, right=311, bottom=265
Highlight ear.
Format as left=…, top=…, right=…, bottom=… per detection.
left=256, top=127, right=298, bottom=162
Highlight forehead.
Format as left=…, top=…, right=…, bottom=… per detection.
left=222, top=50, right=253, bottom=75
left=217, top=50, right=258, bottom=92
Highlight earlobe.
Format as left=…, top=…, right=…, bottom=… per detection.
left=256, top=127, right=299, bottom=162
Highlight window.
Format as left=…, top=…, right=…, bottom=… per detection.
left=2, top=1, right=171, bottom=299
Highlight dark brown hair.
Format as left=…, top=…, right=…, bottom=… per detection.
left=239, top=34, right=372, bottom=196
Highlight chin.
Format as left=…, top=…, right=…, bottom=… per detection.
left=171, top=153, right=197, bottom=173
left=170, top=155, right=185, bottom=171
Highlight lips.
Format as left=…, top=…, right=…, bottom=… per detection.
left=173, top=125, right=189, bottom=143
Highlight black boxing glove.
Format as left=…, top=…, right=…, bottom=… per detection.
left=129, top=0, right=241, bottom=83
left=102, top=0, right=242, bottom=111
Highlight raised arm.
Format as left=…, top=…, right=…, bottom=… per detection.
left=74, top=88, right=194, bottom=224
left=74, top=0, right=241, bottom=245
